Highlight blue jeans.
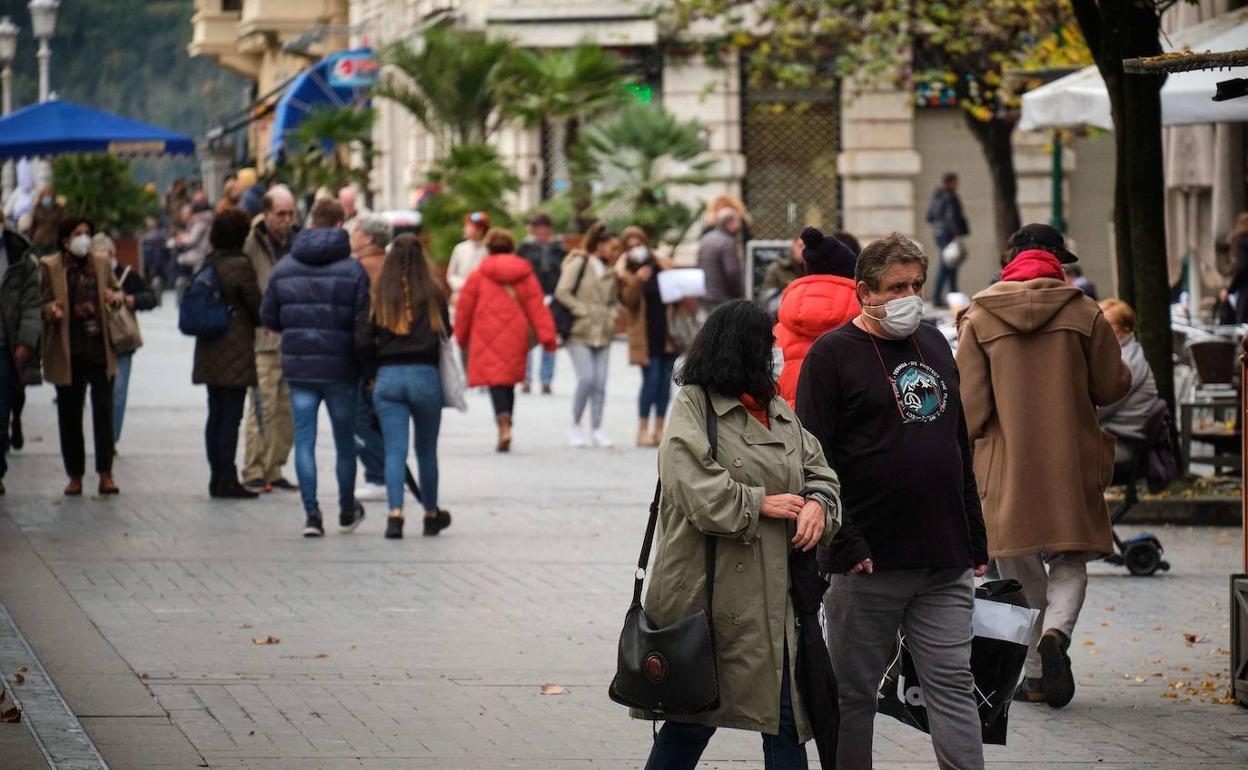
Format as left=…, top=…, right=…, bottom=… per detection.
left=526, top=347, right=556, bottom=387
left=289, top=381, right=358, bottom=515
left=113, top=352, right=133, bottom=444
left=372, top=364, right=442, bottom=513
left=354, top=381, right=385, bottom=485
left=0, top=346, right=12, bottom=480
left=932, top=233, right=958, bottom=306
left=644, top=652, right=806, bottom=770
left=638, top=354, right=676, bottom=420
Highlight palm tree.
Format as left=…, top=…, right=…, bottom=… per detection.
left=374, top=26, right=519, bottom=148
left=279, top=106, right=378, bottom=196
left=509, top=43, right=630, bottom=213
left=578, top=103, right=720, bottom=248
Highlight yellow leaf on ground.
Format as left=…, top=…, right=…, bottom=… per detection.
left=251, top=636, right=281, bottom=645
left=540, top=683, right=566, bottom=695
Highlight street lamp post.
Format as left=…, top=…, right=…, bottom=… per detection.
left=0, top=16, right=18, bottom=201
left=28, top=0, right=58, bottom=103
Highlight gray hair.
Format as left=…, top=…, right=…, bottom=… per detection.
left=854, top=232, right=929, bottom=291
left=354, top=214, right=393, bottom=249
left=262, top=184, right=294, bottom=212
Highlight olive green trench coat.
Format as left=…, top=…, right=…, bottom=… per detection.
left=631, top=386, right=841, bottom=741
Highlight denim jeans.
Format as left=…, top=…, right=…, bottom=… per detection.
left=372, top=364, right=442, bottom=512
left=289, top=381, right=358, bottom=515
left=0, top=345, right=12, bottom=480
left=526, top=346, right=557, bottom=387
left=354, top=381, right=385, bottom=485
left=644, top=652, right=806, bottom=770
left=112, top=352, right=134, bottom=444
left=932, top=233, right=958, bottom=306
left=638, top=353, right=676, bottom=420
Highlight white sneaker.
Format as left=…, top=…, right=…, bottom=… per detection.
left=569, top=425, right=590, bottom=448
left=591, top=429, right=613, bottom=448
left=354, top=482, right=386, bottom=502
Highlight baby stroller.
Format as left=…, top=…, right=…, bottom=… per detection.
left=1103, top=401, right=1176, bottom=577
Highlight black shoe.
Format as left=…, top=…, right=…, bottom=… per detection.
left=385, top=516, right=404, bottom=539
left=303, top=512, right=324, bottom=538
left=10, top=416, right=22, bottom=450
left=1014, top=677, right=1045, bottom=703
left=1039, top=630, right=1075, bottom=708
left=339, top=501, right=365, bottom=533
left=209, top=479, right=222, bottom=498
left=423, top=508, right=452, bottom=537
left=269, top=477, right=299, bottom=491
left=219, top=479, right=260, bottom=499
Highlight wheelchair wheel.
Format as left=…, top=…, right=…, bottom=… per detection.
left=1124, top=541, right=1163, bottom=577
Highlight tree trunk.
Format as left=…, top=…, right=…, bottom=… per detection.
left=965, top=114, right=1022, bottom=254
left=1104, top=72, right=1136, bottom=306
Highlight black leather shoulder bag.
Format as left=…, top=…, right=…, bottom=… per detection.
left=609, top=388, right=720, bottom=715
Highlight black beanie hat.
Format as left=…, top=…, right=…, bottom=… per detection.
left=800, top=227, right=856, bottom=278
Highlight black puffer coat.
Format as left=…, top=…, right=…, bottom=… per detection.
left=192, top=250, right=261, bottom=387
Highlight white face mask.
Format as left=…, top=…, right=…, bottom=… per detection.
left=627, top=245, right=650, bottom=264
left=68, top=234, right=92, bottom=257
left=863, top=295, right=924, bottom=339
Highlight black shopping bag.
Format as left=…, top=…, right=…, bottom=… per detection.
left=876, top=579, right=1038, bottom=745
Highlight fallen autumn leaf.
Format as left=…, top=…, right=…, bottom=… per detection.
left=251, top=636, right=280, bottom=645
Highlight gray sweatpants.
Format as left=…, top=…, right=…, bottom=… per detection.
left=567, top=342, right=610, bottom=429
left=824, top=567, right=984, bottom=770
left=995, top=551, right=1089, bottom=679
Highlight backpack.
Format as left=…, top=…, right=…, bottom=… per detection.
left=178, top=261, right=232, bottom=339
left=549, top=255, right=589, bottom=342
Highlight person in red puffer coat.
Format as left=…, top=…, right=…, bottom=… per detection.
left=454, top=228, right=558, bottom=452
left=774, top=227, right=861, bottom=406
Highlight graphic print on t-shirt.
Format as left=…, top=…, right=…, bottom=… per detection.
left=889, top=361, right=947, bottom=424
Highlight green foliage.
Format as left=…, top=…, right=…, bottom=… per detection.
left=52, top=154, right=158, bottom=235
left=275, top=106, right=378, bottom=196
left=421, top=143, right=520, bottom=262
left=508, top=44, right=632, bottom=127
left=577, top=103, right=718, bottom=250
left=375, top=27, right=519, bottom=148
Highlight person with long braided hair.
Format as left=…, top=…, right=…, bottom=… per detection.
left=364, top=234, right=452, bottom=539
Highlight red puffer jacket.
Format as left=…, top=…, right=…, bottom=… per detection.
left=774, top=274, right=860, bottom=405
left=455, top=254, right=558, bottom=387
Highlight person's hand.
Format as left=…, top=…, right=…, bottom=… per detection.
left=760, top=493, right=805, bottom=520
left=125, top=294, right=136, bottom=310
left=1220, top=289, right=1230, bottom=302
left=636, top=265, right=654, bottom=282
left=106, top=290, right=124, bottom=307
left=847, top=558, right=874, bottom=575
left=791, top=499, right=825, bottom=551
left=12, top=345, right=30, bottom=367
left=974, top=564, right=989, bottom=578
left=46, top=301, right=64, bottom=321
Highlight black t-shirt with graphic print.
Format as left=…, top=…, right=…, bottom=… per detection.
left=795, top=321, right=988, bottom=574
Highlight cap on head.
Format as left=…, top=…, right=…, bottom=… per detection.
left=466, top=211, right=490, bottom=228
left=1007, top=223, right=1078, bottom=264
left=799, top=226, right=857, bottom=279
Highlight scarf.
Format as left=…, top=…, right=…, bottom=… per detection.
left=739, top=393, right=770, bottom=428
left=66, top=253, right=102, bottom=338
left=1001, top=249, right=1067, bottom=283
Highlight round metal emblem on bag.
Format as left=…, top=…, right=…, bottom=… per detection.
left=644, top=652, right=668, bottom=684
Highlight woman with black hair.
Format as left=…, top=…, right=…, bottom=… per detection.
left=631, top=299, right=842, bottom=769
left=39, top=216, right=123, bottom=496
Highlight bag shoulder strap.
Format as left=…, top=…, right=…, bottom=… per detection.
left=119, top=266, right=132, bottom=285
left=571, top=255, right=590, bottom=295
left=632, top=388, right=719, bottom=610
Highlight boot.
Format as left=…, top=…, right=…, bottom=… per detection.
left=651, top=417, right=666, bottom=446
left=496, top=414, right=513, bottom=452
left=637, top=418, right=654, bottom=447
left=98, top=473, right=120, bottom=496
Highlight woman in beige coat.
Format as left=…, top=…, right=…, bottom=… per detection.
left=555, top=221, right=619, bottom=448
left=634, top=300, right=840, bottom=769
left=40, top=216, right=123, bottom=496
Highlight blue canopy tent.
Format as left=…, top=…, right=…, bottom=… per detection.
left=269, top=47, right=376, bottom=160
left=0, top=99, right=195, bottom=160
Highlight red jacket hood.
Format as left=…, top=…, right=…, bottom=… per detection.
left=478, top=253, right=534, bottom=285
left=777, top=274, right=860, bottom=340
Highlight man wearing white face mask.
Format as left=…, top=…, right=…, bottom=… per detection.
left=795, top=233, right=988, bottom=770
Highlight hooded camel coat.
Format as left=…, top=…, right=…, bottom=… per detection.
left=630, top=387, right=841, bottom=741
left=956, top=278, right=1131, bottom=558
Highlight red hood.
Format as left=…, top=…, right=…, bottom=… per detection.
left=777, top=274, right=860, bottom=340
left=478, top=253, right=534, bottom=286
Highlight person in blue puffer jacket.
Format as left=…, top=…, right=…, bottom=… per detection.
left=260, top=199, right=371, bottom=538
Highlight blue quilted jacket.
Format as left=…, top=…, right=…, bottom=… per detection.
left=260, top=227, right=370, bottom=384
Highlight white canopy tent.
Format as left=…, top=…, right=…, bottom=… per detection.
left=1020, top=8, right=1248, bottom=131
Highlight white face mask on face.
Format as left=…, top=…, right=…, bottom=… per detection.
left=863, top=295, right=924, bottom=338
left=68, top=234, right=92, bottom=257
left=627, top=245, right=650, bottom=264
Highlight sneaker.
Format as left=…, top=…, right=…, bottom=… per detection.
left=339, top=501, right=366, bottom=533
left=1038, top=630, right=1075, bottom=708
left=385, top=516, right=404, bottom=539
left=423, top=508, right=452, bottom=537
left=269, top=477, right=299, bottom=491
left=354, top=482, right=386, bottom=502
left=244, top=478, right=270, bottom=493
left=591, top=429, right=613, bottom=448
left=541, top=384, right=552, bottom=395
left=569, top=425, right=590, bottom=448
left=303, top=512, right=324, bottom=538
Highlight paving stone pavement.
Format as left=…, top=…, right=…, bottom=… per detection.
left=0, top=303, right=1246, bottom=769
